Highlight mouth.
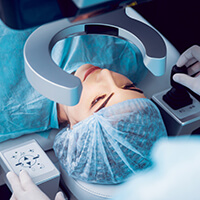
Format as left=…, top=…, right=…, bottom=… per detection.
left=83, top=66, right=101, bottom=81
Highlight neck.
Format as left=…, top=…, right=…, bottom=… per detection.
left=56, top=103, right=69, bottom=125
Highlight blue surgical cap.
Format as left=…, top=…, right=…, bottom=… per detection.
left=53, top=98, right=167, bottom=184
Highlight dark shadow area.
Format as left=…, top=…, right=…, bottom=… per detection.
left=134, top=0, right=200, bottom=53
left=0, top=184, right=11, bottom=200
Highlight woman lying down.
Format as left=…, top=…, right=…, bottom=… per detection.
left=53, top=63, right=167, bottom=184
left=1, top=31, right=167, bottom=184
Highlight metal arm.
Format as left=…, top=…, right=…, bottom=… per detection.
left=24, top=8, right=166, bottom=106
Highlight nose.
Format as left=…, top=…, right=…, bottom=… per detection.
left=96, top=69, right=116, bottom=87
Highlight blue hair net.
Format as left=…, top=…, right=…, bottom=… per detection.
left=52, top=34, right=147, bottom=84
left=0, top=20, right=59, bottom=142
left=53, top=98, right=167, bottom=184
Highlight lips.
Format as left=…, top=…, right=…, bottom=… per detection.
left=83, top=66, right=101, bottom=81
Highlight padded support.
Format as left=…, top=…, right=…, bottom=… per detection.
left=24, top=8, right=166, bottom=106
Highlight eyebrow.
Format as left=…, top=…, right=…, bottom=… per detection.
left=94, top=87, right=142, bottom=113
left=95, top=93, right=114, bottom=112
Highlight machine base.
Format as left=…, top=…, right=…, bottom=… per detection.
left=152, top=89, right=200, bottom=136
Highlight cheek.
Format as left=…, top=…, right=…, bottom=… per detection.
left=67, top=88, right=91, bottom=123
left=112, top=72, right=131, bottom=87
left=67, top=106, right=80, bottom=125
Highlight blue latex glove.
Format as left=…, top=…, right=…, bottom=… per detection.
left=112, top=136, right=200, bottom=200
left=0, top=20, right=59, bottom=142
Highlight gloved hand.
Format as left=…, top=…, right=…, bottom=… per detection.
left=6, top=170, right=65, bottom=200
left=173, top=45, right=200, bottom=95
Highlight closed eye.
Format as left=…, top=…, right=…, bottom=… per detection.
left=90, top=93, right=114, bottom=112
left=95, top=93, right=114, bottom=112
left=90, top=94, right=106, bottom=109
left=90, top=83, right=143, bottom=112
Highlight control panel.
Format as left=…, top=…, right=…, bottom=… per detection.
left=0, top=139, right=60, bottom=199
left=152, top=89, right=200, bottom=136
left=1, top=141, right=54, bottom=177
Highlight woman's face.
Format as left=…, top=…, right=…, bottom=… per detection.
left=63, top=64, right=146, bottom=127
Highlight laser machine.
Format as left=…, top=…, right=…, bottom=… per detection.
left=1, top=1, right=198, bottom=199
